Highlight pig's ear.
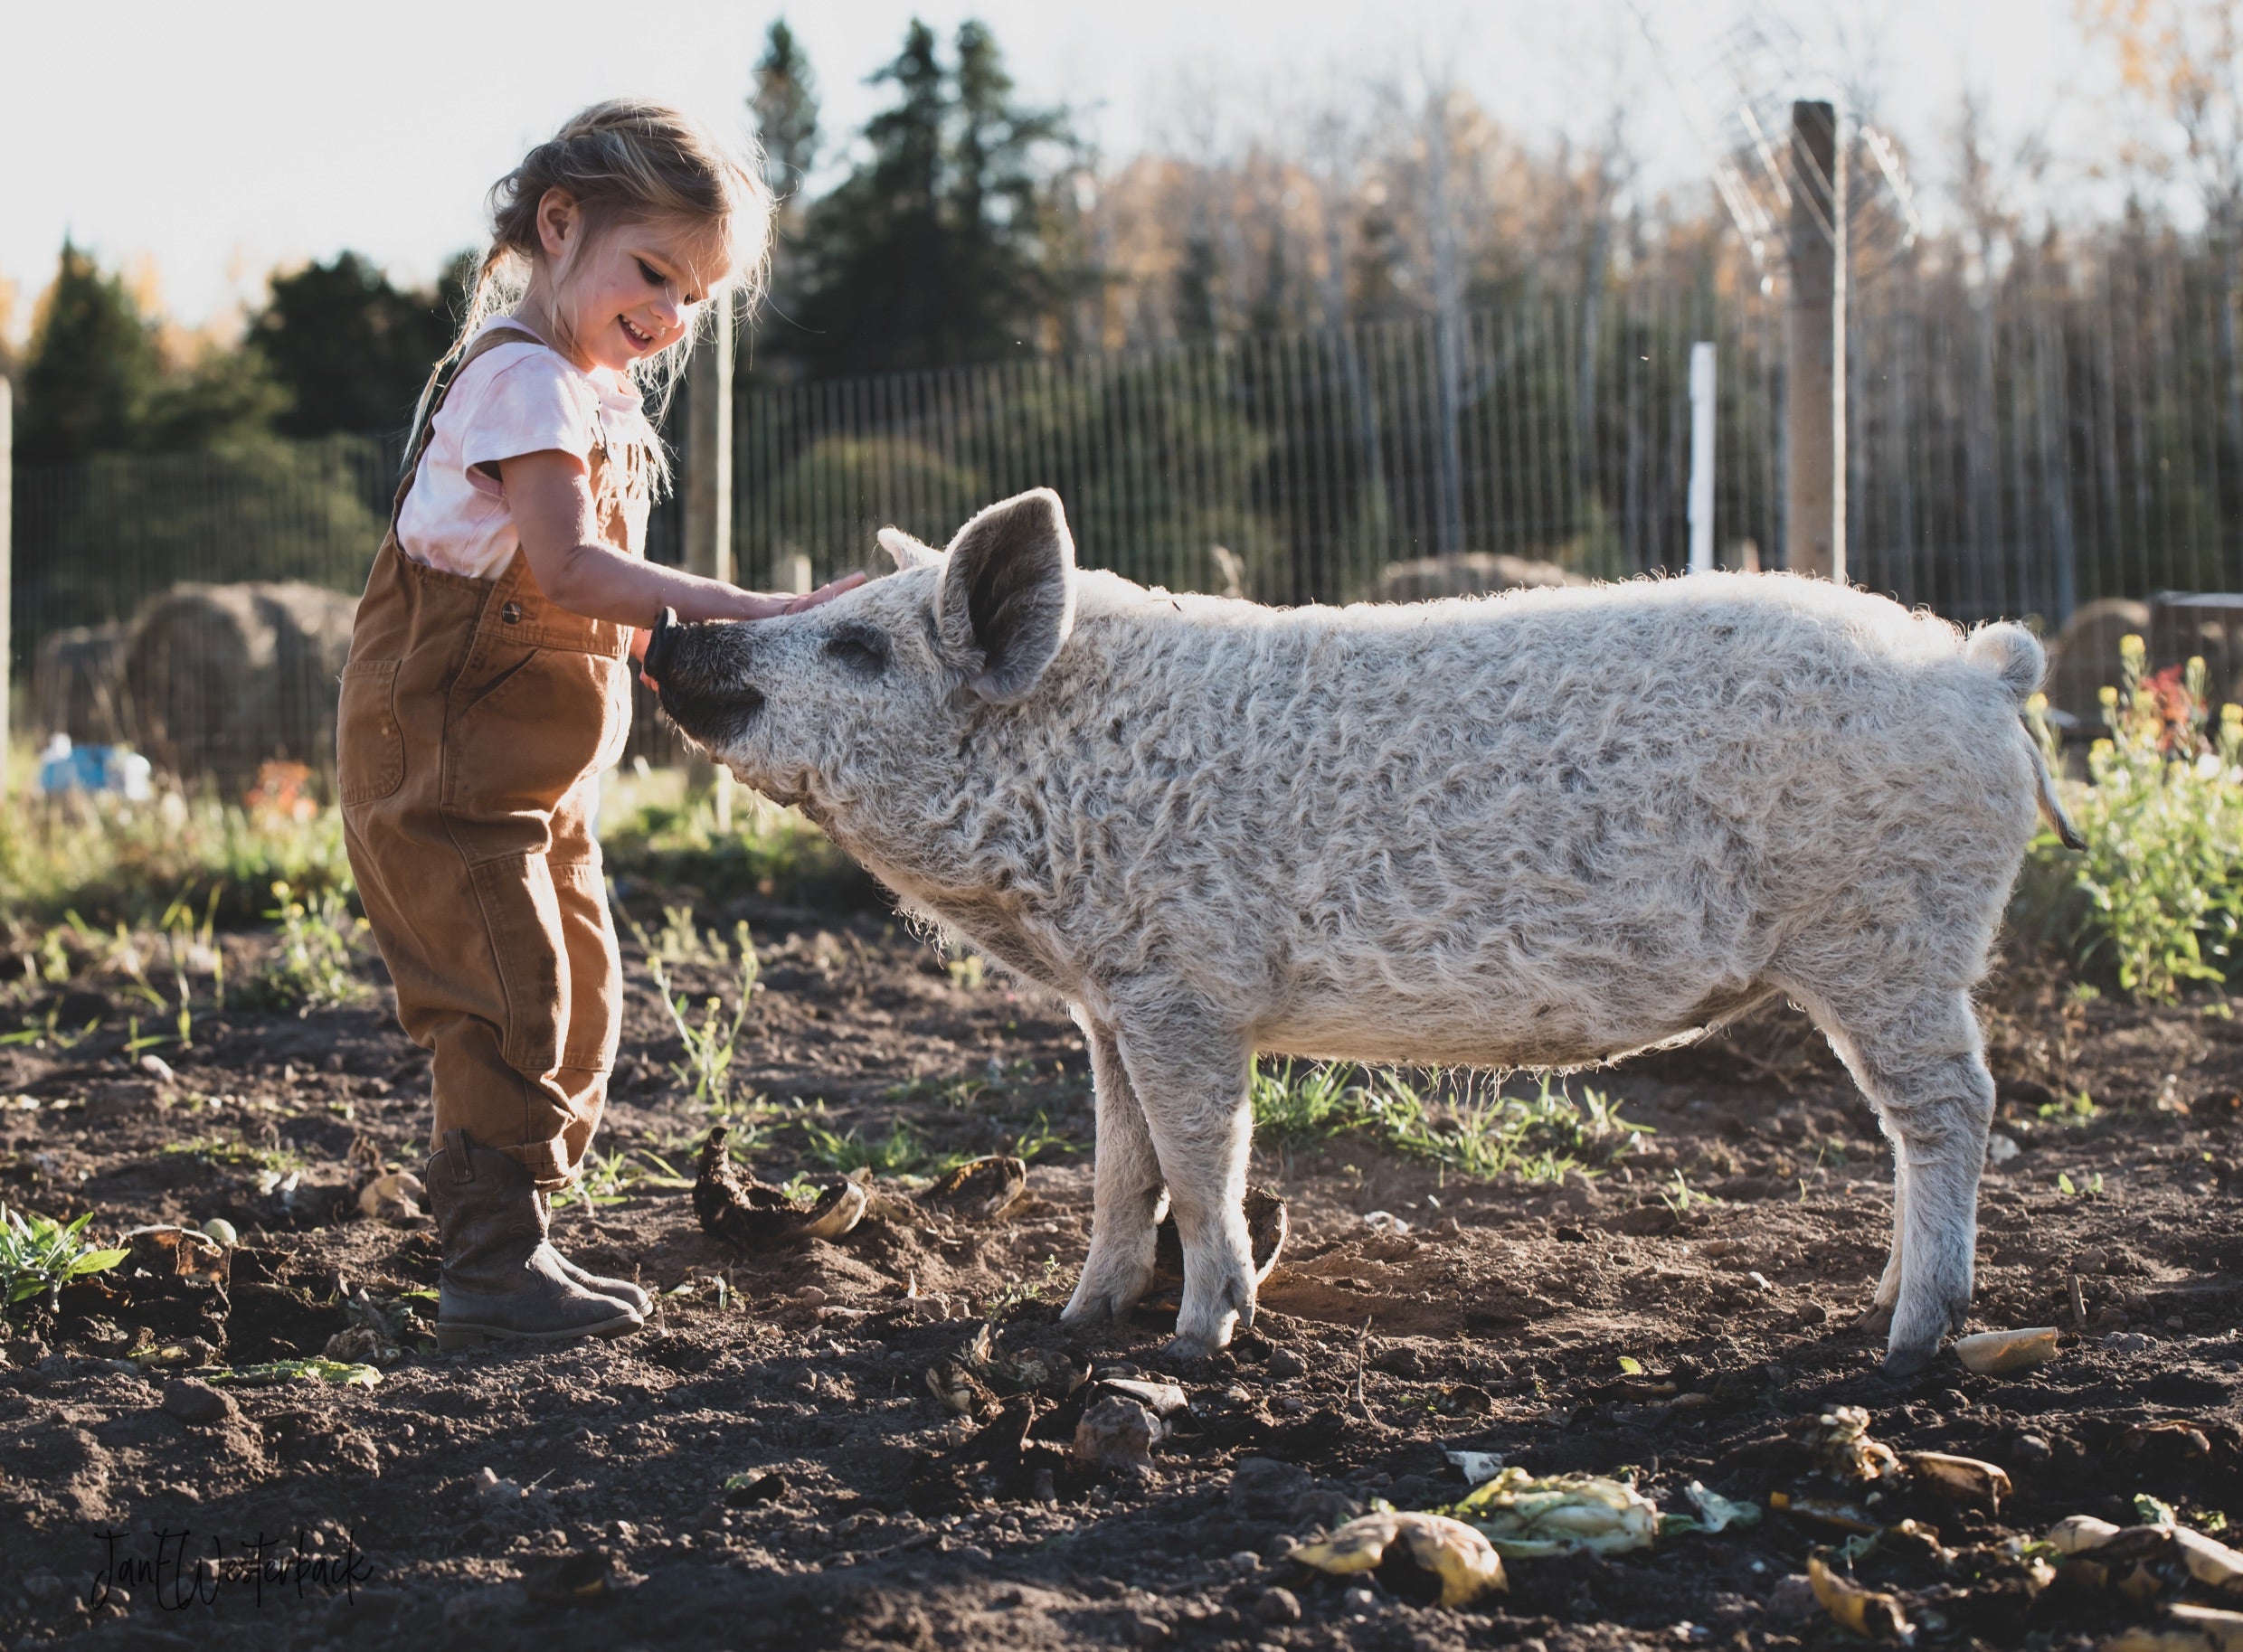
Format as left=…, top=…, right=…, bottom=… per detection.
left=877, top=526, right=944, bottom=572
left=937, top=488, right=1078, bottom=704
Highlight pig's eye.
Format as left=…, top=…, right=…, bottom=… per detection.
left=824, top=623, right=889, bottom=678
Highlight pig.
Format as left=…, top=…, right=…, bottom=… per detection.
left=648, top=487, right=2080, bottom=1374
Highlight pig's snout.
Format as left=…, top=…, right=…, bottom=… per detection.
left=641, top=606, right=680, bottom=684
left=652, top=619, right=765, bottom=751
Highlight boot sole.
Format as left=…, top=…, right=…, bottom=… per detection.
left=435, top=1311, right=644, bottom=1349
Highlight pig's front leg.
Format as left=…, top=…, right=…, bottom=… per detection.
left=1061, top=1011, right=1166, bottom=1329
left=1112, top=1008, right=1256, bottom=1360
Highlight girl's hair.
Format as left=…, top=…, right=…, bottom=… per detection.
left=406, top=99, right=773, bottom=499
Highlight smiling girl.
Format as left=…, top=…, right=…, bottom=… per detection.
left=336, top=101, right=857, bottom=1350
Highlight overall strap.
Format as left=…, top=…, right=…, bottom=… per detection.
left=383, top=325, right=547, bottom=535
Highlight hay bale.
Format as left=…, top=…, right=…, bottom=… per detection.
left=32, top=624, right=130, bottom=747
left=2045, top=598, right=2151, bottom=728
left=122, top=582, right=357, bottom=793
left=1376, top=552, right=1585, bottom=603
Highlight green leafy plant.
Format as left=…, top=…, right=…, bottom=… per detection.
left=1251, top=1063, right=1647, bottom=1184
left=252, top=880, right=366, bottom=1012
left=796, top=1113, right=968, bottom=1177
left=2020, top=641, right=2243, bottom=1002
left=0, top=789, right=351, bottom=930
left=0, top=1205, right=130, bottom=1314
left=159, top=1136, right=307, bottom=1174
left=574, top=1147, right=691, bottom=1210
left=645, top=923, right=759, bottom=1109
left=1008, top=1110, right=1081, bottom=1164
left=1657, top=1169, right=1717, bottom=1216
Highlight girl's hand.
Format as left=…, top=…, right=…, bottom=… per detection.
left=501, top=449, right=871, bottom=630
left=715, top=572, right=868, bottom=622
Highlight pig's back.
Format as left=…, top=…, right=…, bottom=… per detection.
left=1036, top=571, right=2037, bottom=1065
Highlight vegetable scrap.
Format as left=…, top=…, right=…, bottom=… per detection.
left=1292, top=1512, right=1508, bottom=1607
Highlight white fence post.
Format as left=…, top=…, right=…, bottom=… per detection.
left=0, top=376, right=11, bottom=796
left=1688, top=341, right=1716, bottom=574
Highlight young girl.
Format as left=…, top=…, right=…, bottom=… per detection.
left=337, top=100, right=857, bottom=1349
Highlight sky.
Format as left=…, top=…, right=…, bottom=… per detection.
left=2, top=0, right=2120, bottom=340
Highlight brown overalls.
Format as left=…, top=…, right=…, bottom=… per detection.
left=336, top=326, right=638, bottom=1190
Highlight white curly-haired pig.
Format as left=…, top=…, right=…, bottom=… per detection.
left=648, top=488, right=2078, bottom=1374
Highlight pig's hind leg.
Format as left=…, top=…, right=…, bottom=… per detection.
left=1110, top=1010, right=1257, bottom=1360
left=1801, top=985, right=1993, bottom=1375
left=1060, top=1013, right=1167, bottom=1330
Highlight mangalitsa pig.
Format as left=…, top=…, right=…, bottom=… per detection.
left=648, top=488, right=2079, bottom=1373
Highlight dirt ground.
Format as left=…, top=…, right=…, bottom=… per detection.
left=1, top=893, right=2239, bottom=1652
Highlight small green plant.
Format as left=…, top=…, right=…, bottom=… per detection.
left=2038, top=1088, right=2100, bottom=1125
left=2057, top=1170, right=2106, bottom=1198
left=154, top=884, right=224, bottom=1047
left=646, top=924, right=759, bottom=1109
left=574, top=1147, right=691, bottom=1211
left=0, top=1205, right=130, bottom=1315
left=0, top=1004, right=100, bottom=1052
left=159, top=1136, right=307, bottom=1174
left=632, top=902, right=742, bottom=968
left=1008, top=1110, right=1081, bottom=1164
left=1251, top=1063, right=1646, bottom=1185
left=797, top=1113, right=966, bottom=1177
left=983, top=1255, right=1061, bottom=1317
left=1251, top=1061, right=1363, bottom=1144
left=253, top=881, right=366, bottom=1013
left=2019, top=645, right=2243, bottom=1002
left=1657, top=1169, right=1717, bottom=1216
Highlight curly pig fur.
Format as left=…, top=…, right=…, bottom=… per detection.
left=655, top=489, right=2061, bottom=1372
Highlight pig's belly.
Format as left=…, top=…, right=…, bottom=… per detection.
left=1255, top=976, right=1767, bottom=1071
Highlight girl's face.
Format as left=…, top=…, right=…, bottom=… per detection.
left=532, top=189, right=731, bottom=374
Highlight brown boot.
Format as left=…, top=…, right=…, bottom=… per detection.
left=425, top=1130, right=644, bottom=1348
left=536, top=1189, right=654, bottom=1315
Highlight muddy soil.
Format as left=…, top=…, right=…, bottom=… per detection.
left=0, top=906, right=2238, bottom=1652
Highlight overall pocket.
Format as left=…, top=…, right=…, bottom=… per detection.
left=444, top=646, right=613, bottom=823
left=336, top=659, right=404, bottom=805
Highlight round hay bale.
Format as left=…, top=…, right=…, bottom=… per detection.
left=32, top=623, right=130, bottom=747
left=2045, top=598, right=2151, bottom=728
left=1376, top=552, right=1585, bottom=603
left=122, top=581, right=357, bottom=794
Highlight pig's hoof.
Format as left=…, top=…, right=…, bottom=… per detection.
left=1879, top=1344, right=1935, bottom=1379
left=1161, top=1333, right=1219, bottom=1364
left=1855, top=1301, right=1896, bottom=1336
left=1061, top=1276, right=1148, bottom=1330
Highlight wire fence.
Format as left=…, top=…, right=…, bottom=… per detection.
left=8, top=236, right=2240, bottom=788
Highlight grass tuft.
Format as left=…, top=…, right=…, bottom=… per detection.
left=1251, top=1063, right=1649, bottom=1184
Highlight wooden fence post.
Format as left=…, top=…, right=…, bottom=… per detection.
left=682, top=302, right=735, bottom=822
left=1785, top=99, right=1845, bottom=581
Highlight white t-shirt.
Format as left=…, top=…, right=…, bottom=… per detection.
left=395, top=316, right=656, bottom=580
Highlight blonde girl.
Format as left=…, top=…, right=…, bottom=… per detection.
left=337, top=100, right=857, bottom=1348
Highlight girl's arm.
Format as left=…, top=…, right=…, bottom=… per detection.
left=500, top=448, right=862, bottom=625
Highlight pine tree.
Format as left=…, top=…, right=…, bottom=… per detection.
left=792, top=19, right=1084, bottom=375
left=250, top=251, right=453, bottom=439
left=19, top=240, right=159, bottom=464
left=752, top=19, right=820, bottom=197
